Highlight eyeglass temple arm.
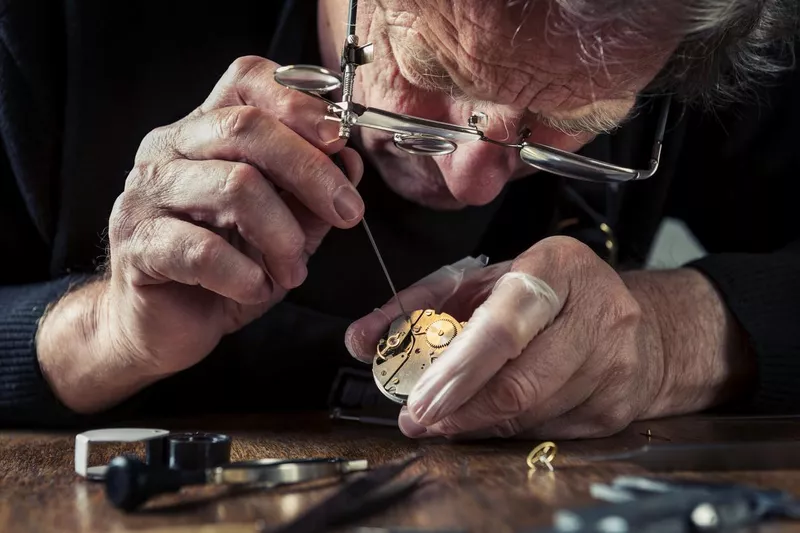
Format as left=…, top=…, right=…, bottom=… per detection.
left=635, top=97, right=671, bottom=180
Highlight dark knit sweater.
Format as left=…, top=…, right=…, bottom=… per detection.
left=1, top=0, right=798, bottom=427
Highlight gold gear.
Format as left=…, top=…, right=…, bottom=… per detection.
left=425, top=319, right=458, bottom=348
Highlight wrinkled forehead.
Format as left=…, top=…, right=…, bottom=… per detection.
left=373, top=0, right=675, bottom=109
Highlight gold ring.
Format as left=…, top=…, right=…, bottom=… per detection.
left=526, top=441, right=558, bottom=469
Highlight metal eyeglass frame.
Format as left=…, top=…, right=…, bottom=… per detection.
left=273, top=0, right=671, bottom=184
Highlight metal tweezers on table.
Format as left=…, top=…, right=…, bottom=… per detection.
left=525, top=476, right=800, bottom=533
left=258, top=455, right=426, bottom=533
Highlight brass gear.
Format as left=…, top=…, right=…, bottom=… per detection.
left=425, top=319, right=458, bottom=349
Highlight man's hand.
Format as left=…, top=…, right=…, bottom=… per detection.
left=36, top=56, right=364, bottom=413
left=346, top=237, right=755, bottom=439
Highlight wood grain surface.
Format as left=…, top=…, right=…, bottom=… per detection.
left=2, top=413, right=800, bottom=533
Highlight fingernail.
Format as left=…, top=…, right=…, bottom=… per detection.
left=343, top=327, right=365, bottom=361
left=292, top=261, right=308, bottom=287
left=398, top=410, right=428, bottom=438
left=317, top=119, right=342, bottom=145
left=333, top=185, right=364, bottom=222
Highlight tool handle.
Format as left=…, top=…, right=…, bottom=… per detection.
left=553, top=489, right=755, bottom=532
left=104, top=455, right=205, bottom=511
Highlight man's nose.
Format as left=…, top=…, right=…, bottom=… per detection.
left=436, top=125, right=518, bottom=206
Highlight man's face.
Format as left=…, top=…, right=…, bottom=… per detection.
left=320, top=0, right=676, bottom=209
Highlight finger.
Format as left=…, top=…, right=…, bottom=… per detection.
left=280, top=147, right=365, bottom=257
left=150, top=159, right=309, bottom=290
left=344, top=256, right=495, bottom=363
left=417, top=336, right=599, bottom=438
left=407, top=272, right=564, bottom=427
left=518, top=391, right=636, bottom=440
left=165, top=106, right=364, bottom=228
left=127, top=216, right=273, bottom=305
left=199, top=56, right=346, bottom=152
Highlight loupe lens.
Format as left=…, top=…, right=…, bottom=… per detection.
left=393, top=133, right=456, bottom=156
left=274, top=65, right=342, bottom=93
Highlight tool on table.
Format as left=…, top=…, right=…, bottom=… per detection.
left=75, top=429, right=233, bottom=481
left=527, top=475, right=800, bottom=533
left=75, top=428, right=170, bottom=480
left=165, top=431, right=232, bottom=471
left=104, top=455, right=368, bottom=512
left=527, top=442, right=558, bottom=472
left=577, top=440, right=800, bottom=471
left=258, top=455, right=425, bottom=533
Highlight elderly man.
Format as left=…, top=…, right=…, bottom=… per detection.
left=1, top=0, right=797, bottom=436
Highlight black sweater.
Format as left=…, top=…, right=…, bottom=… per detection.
left=1, top=0, right=799, bottom=427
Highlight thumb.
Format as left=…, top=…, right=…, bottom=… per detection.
left=345, top=255, right=489, bottom=363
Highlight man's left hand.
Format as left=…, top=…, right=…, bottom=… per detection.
left=346, top=237, right=753, bottom=439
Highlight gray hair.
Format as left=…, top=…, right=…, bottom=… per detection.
left=512, top=0, right=799, bottom=105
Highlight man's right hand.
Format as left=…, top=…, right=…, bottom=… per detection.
left=36, top=56, right=364, bottom=413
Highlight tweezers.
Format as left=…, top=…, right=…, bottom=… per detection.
left=261, top=455, right=425, bottom=533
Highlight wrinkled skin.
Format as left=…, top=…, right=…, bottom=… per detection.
left=40, top=0, right=746, bottom=428
left=326, top=1, right=747, bottom=440
left=319, top=0, right=676, bottom=209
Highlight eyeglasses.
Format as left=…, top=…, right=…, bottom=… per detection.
left=274, top=38, right=670, bottom=184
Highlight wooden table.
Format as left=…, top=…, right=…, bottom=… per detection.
left=2, top=413, right=800, bottom=532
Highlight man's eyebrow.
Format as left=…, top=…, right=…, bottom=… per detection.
left=536, top=103, right=634, bottom=135
left=393, top=41, right=468, bottom=97
left=396, top=39, right=633, bottom=134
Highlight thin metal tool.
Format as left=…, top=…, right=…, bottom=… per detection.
left=104, top=455, right=368, bottom=511
left=329, top=153, right=409, bottom=320
left=260, top=455, right=424, bottom=533
left=361, top=217, right=409, bottom=319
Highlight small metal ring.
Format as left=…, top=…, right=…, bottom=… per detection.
left=526, top=441, right=558, bottom=469
left=167, top=432, right=231, bottom=471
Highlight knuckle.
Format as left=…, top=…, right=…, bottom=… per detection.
left=515, top=236, right=596, bottom=275
left=136, top=125, right=174, bottom=161
left=493, top=417, right=524, bottom=438
left=273, top=233, right=306, bottom=264
left=295, top=150, right=335, bottom=188
left=124, top=161, right=161, bottom=191
left=108, top=193, right=143, bottom=246
left=237, top=266, right=268, bottom=298
left=482, top=319, right=522, bottom=355
left=485, top=372, right=537, bottom=417
left=600, top=291, right=642, bottom=328
left=222, top=163, right=261, bottom=199
left=435, top=417, right=468, bottom=437
left=274, top=83, right=308, bottom=115
left=227, top=55, right=268, bottom=82
left=610, top=352, right=638, bottom=383
left=215, top=106, right=263, bottom=141
left=591, top=401, right=635, bottom=436
left=182, top=234, right=224, bottom=273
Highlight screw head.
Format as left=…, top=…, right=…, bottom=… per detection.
left=468, top=111, right=488, bottom=128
